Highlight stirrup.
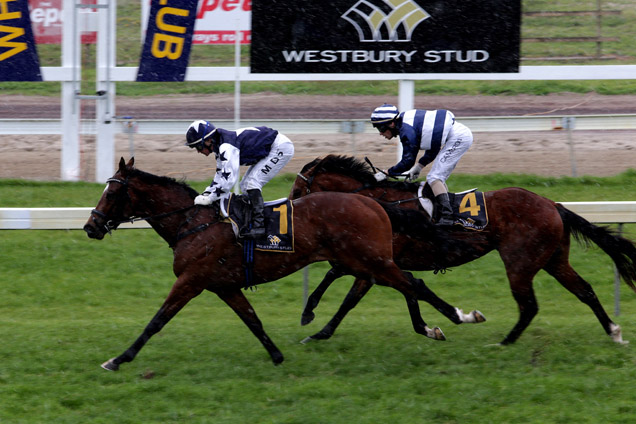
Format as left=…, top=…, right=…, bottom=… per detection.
left=436, top=216, right=455, bottom=226
left=242, top=226, right=266, bottom=238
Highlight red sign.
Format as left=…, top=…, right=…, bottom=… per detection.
left=29, top=0, right=97, bottom=44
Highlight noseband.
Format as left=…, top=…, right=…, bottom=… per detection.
left=90, top=177, right=130, bottom=234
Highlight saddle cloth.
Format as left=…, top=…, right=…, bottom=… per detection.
left=418, top=183, right=489, bottom=231
left=220, top=194, right=295, bottom=252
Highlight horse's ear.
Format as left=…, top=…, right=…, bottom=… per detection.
left=127, top=157, right=135, bottom=168
left=119, top=157, right=126, bottom=175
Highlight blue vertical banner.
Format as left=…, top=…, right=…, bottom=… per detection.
left=0, top=0, right=42, bottom=81
left=137, top=0, right=198, bottom=82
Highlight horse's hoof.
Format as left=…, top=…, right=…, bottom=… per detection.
left=472, top=310, right=487, bottom=323
left=271, top=352, right=284, bottom=365
left=101, top=358, right=119, bottom=371
left=609, top=323, right=629, bottom=344
left=300, top=336, right=315, bottom=344
left=300, top=312, right=315, bottom=326
left=430, top=326, right=446, bottom=341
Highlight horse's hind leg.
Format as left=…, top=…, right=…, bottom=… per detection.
left=500, top=276, right=539, bottom=345
left=301, top=267, right=346, bottom=326
left=411, top=275, right=486, bottom=324
left=365, top=268, right=446, bottom=341
left=301, top=278, right=373, bottom=343
left=216, top=289, right=285, bottom=364
left=544, top=252, right=627, bottom=344
left=102, top=277, right=205, bottom=371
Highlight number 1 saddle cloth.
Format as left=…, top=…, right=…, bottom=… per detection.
left=220, top=194, right=294, bottom=252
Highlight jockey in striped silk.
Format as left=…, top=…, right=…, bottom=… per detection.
left=370, top=104, right=473, bottom=226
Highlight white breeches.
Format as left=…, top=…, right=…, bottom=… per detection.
left=240, top=134, right=294, bottom=192
left=426, top=122, right=473, bottom=185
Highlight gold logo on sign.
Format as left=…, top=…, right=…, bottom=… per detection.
left=341, top=0, right=430, bottom=42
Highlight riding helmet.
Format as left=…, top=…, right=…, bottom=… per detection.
left=370, top=104, right=399, bottom=126
left=185, top=120, right=216, bottom=148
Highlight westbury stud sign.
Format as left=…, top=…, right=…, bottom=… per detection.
left=251, top=0, right=521, bottom=73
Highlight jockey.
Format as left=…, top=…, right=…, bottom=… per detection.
left=370, top=103, right=473, bottom=226
left=185, top=120, right=295, bottom=238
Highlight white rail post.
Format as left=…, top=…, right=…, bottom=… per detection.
left=61, top=0, right=81, bottom=181
left=95, top=0, right=116, bottom=182
left=398, top=80, right=415, bottom=161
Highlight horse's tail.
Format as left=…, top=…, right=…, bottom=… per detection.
left=557, top=204, right=636, bottom=293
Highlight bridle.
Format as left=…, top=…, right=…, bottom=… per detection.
left=90, top=177, right=197, bottom=236
left=90, top=177, right=131, bottom=234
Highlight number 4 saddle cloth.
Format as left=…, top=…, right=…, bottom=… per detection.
left=418, top=184, right=489, bottom=231
left=220, top=194, right=294, bottom=252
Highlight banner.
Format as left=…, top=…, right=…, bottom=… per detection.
left=251, top=0, right=521, bottom=74
left=29, top=0, right=97, bottom=44
left=137, top=0, right=198, bottom=82
left=192, top=0, right=251, bottom=45
left=0, top=0, right=42, bottom=81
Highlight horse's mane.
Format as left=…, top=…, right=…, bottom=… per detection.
left=130, top=168, right=199, bottom=198
left=313, top=155, right=420, bottom=192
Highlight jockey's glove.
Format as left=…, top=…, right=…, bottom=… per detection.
left=374, top=171, right=387, bottom=182
left=404, top=163, right=423, bottom=181
left=194, top=192, right=214, bottom=206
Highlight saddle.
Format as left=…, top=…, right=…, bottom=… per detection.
left=417, top=183, right=489, bottom=231
left=220, top=194, right=295, bottom=252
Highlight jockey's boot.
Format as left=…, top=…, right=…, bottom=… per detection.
left=435, top=193, right=455, bottom=226
left=243, top=189, right=266, bottom=238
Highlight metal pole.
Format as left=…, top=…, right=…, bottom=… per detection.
left=303, top=266, right=309, bottom=308
left=563, top=117, right=577, bottom=177
left=233, top=20, right=241, bottom=195
left=398, top=80, right=415, bottom=162
left=614, top=223, right=623, bottom=316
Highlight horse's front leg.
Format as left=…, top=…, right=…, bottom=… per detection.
left=301, top=267, right=346, bottom=326
left=216, top=288, right=284, bottom=365
left=101, top=276, right=204, bottom=371
left=301, top=278, right=374, bottom=343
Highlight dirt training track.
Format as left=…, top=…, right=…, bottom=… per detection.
left=1, top=93, right=635, bottom=181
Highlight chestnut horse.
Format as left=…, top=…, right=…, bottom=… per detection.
left=290, top=155, right=636, bottom=345
left=82, top=158, right=474, bottom=370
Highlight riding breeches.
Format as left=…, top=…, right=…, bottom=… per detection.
left=426, top=122, right=473, bottom=184
left=240, top=134, right=295, bottom=192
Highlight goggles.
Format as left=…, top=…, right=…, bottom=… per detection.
left=373, top=123, right=391, bottom=133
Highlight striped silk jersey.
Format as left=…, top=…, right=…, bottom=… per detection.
left=387, top=109, right=455, bottom=176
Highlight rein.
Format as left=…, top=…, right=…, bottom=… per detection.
left=297, top=170, right=423, bottom=206
left=296, top=171, right=372, bottom=195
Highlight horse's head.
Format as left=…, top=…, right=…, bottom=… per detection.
left=84, top=157, right=138, bottom=239
left=84, top=157, right=209, bottom=245
left=289, top=155, right=376, bottom=200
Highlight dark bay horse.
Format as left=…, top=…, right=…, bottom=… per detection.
left=83, top=158, right=463, bottom=370
left=289, top=155, right=636, bottom=345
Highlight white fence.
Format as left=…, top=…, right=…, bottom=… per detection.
left=2, top=114, right=636, bottom=136
left=2, top=202, right=636, bottom=230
